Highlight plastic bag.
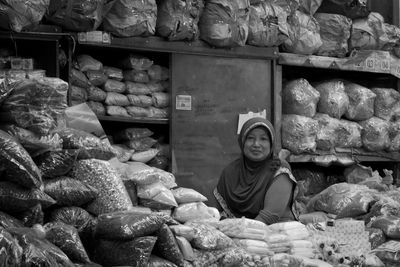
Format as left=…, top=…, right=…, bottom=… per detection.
left=125, top=136, right=158, bottom=151
left=33, top=149, right=79, bottom=178
left=16, top=203, right=44, bottom=227
left=105, top=92, right=130, bottom=106
left=283, top=78, right=320, bottom=118
left=366, top=227, right=386, bottom=250
left=137, top=182, right=178, bottom=207
left=71, top=159, right=133, bottom=215
left=199, top=0, right=250, bottom=48
left=77, top=54, right=103, bottom=72
left=0, top=211, right=24, bottom=229
left=153, top=224, right=185, bottom=266
left=125, top=81, right=153, bottom=95
left=372, top=88, right=400, bottom=122
left=217, top=218, right=268, bottom=240
left=103, top=66, right=123, bottom=81
left=156, top=0, right=202, bottom=41
left=282, top=10, right=322, bottom=55
left=315, top=13, right=352, bottom=58
left=44, top=176, right=98, bottom=206
left=172, top=187, right=208, bottom=204
left=124, top=69, right=150, bottom=83
left=120, top=54, right=154, bottom=70
left=148, top=255, right=178, bottom=267
left=44, top=221, right=91, bottom=263
left=148, top=155, right=169, bottom=170
left=93, top=236, right=157, bottom=266
left=0, top=124, right=63, bottom=157
left=298, top=0, right=322, bottom=15
left=85, top=70, right=107, bottom=87
left=46, top=0, right=104, bottom=32
left=111, top=144, right=134, bottom=162
left=0, top=0, right=49, bottom=32
left=292, top=167, right=328, bottom=196
left=0, top=129, right=42, bottom=189
left=49, top=206, right=96, bottom=237
left=388, top=122, right=400, bottom=152
left=86, top=101, right=106, bottom=116
left=169, top=224, right=195, bottom=241
left=102, top=0, right=157, bottom=37
left=248, top=2, right=289, bottom=47
left=151, top=92, right=170, bottom=108
left=54, top=127, right=115, bottom=160
left=186, top=222, right=235, bottom=250
left=360, top=117, right=390, bottom=151
left=106, top=105, right=130, bottom=117
left=114, top=127, right=154, bottom=142
left=315, top=80, right=349, bottom=119
left=8, top=227, right=75, bottom=267
left=148, top=65, right=169, bottom=82
left=373, top=240, right=400, bottom=263
left=316, top=0, right=369, bottom=20
left=0, top=228, right=23, bottom=265
left=94, top=211, right=169, bottom=240
left=87, top=86, right=107, bottom=102
left=148, top=106, right=169, bottom=118
left=128, top=94, right=153, bottom=107
left=344, top=82, right=376, bottom=121
left=70, top=68, right=91, bottom=89
left=71, top=86, right=88, bottom=103
left=103, top=79, right=126, bottom=93
left=126, top=165, right=177, bottom=188
left=350, top=12, right=387, bottom=51
left=370, top=216, right=400, bottom=239
left=306, top=182, right=375, bottom=217
left=173, top=202, right=220, bottom=223
left=282, top=114, right=318, bottom=154
left=0, top=181, right=55, bottom=213
left=131, top=148, right=160, bottom=163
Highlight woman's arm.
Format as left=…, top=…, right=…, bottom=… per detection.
left=255, top=173, right=294, bottom=225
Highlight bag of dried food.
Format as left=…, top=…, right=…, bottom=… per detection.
left=87, top=86, right=107, bottom=102
left=314, top=13, right=352, bottom=58
left=44, top=176, right=98, bottom=207
left=114, top=127, right=154, bottom=142
left=173, top=202, right=220, bottom=223
left=283, top=78, right=320, bottom=118
left=123, top=69, right=150, bottom=83
left=86, top=101, right=106, bottom=116
left=44, top=221, right=91, bottom=263
left=153, top=224, right=185, bottom=266
left=388, top=121, right=400, bottom=152
left=172, top=187, right=208, bottom=204
left=71, top=159, right=133, bottom=215
left=282, top=10, right=322, bottom=55
left=199, top=0, right=250, bottom=48
left=103, top=66, right=123, bottom=81
left=148, top=65, right=169, bottom=81
left=0, top=211, right=24, bottom=229
left=93, top=236, right=157, bottom=266
left=344, top=82, right=376, bottom=121
left=106, top=106, right=130, bottom=117
left=85, top=70, right=107, bottom=87
left=15, top=203, right=44, bottom=227
left=292, top=167, right=328, bottom=196
left=127, top=94, right=153, bottom=107
left=70, top=86, right=88, bottom=104
left=315, top=80, right=349, bottom=119
left=103, top=79, right=126, bottom=93
left=77, top=54, right=103, bottom=72
left=124, top=136, right=158, bottom=151
left=263, top=0, right=299, bottom=16
left=248, top=1, right=289, bottom=47
left=156, top=0, right=203, bottom=41
left=360, top=117, right=390, bottom=151
left=372, top=88, right=400, bottom=122
left=70, top=68, right=91, bottom=89
left=0, top=129, right=42, bottom=188
left=33, top=149, right=79, bottom=178
left=102, top=0, right=157, bottom=37
left=282, top=114, right=318, bottom=154
left=46, top=0, right=104, bottom=32
left=298, top=0, right=322, bottom=15
left=185, top=222, right=235, bottom=250
left=131, top=148, right=159, bottom=163
left=105, top=92, right=130, bottom=106
left=316, top=0, right=369, bottom=20
left=0, top=0, right=49, bottom=32
left=137, top=182, right=178, bottom=207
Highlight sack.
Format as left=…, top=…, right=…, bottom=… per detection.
left=106, top=105, right=130, bottom=117
left=114, top=127, right=154, bottom=142
left=152, top=92, right=170, bottom=108
left=315, top=13, right=352, bottom=58
left=44, top=176, right=98, bottom=207
left=199, top=0, right=250, bottom=48
left=388, top=122, right=400, bottom=152
left=77, top=54, right=103, bottom=72
left=94, top=211, right=169, bottom=240
left=87, top=86, right=107, bottom=102
left=282, top=10, right=322, bottom=55
left=123, top=69, right=150, bottom=83
left=120, top=54, right=154, bottom=70
left=86, top=101, right=106, bottom=116
left=70, top=68, right=91, bottom=89
left=102, top=0, right=157, bottom=37
left=103, top=66, right=123, bottom=81
left=33, top=149, right=79, bottom=178
left=105, top=92, right=130, bottom=106
left=282, top=114, right=318, bottom=154
left=153, top=224, right=185, bottom=266
left=316, top=0, right=369, bottom=20
left=93, top=236, right=157, bottom=266
left=103, top=79, right=126, bottom=93
left=360, top=117, right=390, bottom=151
left=127, top=94, right=153, bottom=107
left=44, top=221, right=91, bottom=263
left=85, top=70, right=107, bottom=87
left=372, top=88, right=400, bottom=122
left=0, top=0, right=49, bottom=32
left=71, top=159, right=134, bottom=215
left=315, top=80, right=349, bottom=119
left=156, top=0, right=203, bottom=41
left=283, top=78, right=320, bottom=118
left=248, top=2, right=289, bottom=47
left=46, top=0, right=104, bottom=32
left=0, top=129, right=42, bottom=188
left=70, top=86, right=88, bottom=103
left=344, top=82, right=376, bottom=121
left=148, top=65, right=169, bottom=81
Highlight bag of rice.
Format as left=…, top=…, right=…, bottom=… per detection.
left=315, top=80, right=349, bottom=119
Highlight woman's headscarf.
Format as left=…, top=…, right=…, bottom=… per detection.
left=216, top=117, right=282, bottom=218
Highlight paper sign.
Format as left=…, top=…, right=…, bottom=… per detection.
left=176, top=95, right=192, bottom=110
left=237, top=110, right=267, bottom=134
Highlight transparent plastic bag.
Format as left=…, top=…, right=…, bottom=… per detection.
left=315, top=80, right=349, bottom=119
left=283, top=78, right=320, bottom=118
left=185, top=222, right=235, bottom=250
left=0, top=211, right=24, bottom=229
left=71, top=159, right=133, bottom=215
left=131, top=148, right=160, bottom=163
left=85, top=70, right=107, bottom=87
left=372, top=88, right=400, bottom=122
left=388, top=122, right=400, bottom=152
left=94, top=211, right=170, bottom=240
left=360, top=117, right=390, bottom=151
left=86, top=101, right=106, bottom=116
left=125, top=136, right=158, bottom=151
left=370, top=216, right=400, bottom=239
left=87, top=86, right=107, bottom=102
left=344, top=82, right=376, bottom=121
left=0, top=181, right=55, bottom=213
left=77, top=54, right=103, bottom=72
left=106, top=105, right=130, bottom=117
left=103, top=79, right=126, bottom=93
left=148, top=65, right=170, bottom=81
left=70, top=85, right=88, bottom=103
left=127, top=94, right=153, bottom=107
left=282, top=114, right=318, bottom=154
left=33, top=149, right=79, bottom=178
left=114, top=127, right=154, bottom=142
left=120, top=54, right=154, bottom=70
left=44, top=176, right=98, bottom=207
left=0, top=129, right=42, bottom=188
left=105, top=92, right=130, bottom=106
left=125, top=81, right=153, bottom=95
left=123, top=69, right=150, bottom=83
left=153, top=224, right=185, bottom=266
left=217, top=217, right=268, bottom=240
left=127, top=166, right=177, bottom=188
left=152, top=92, right=170, bottom=108
left=172, top=187, right=208, bottom=204
left=70, top=68, right=91, bottom=89
left=126, top=106, right=151, bottom=117
left=148, top=255, right=178, bottom=267
left=111, top=144, right=134, bottom=162
left=137, top=182, right=178, bottom=207
left=173, top=203, right=220, bottom=223
left=44, top=221, right=91, bottom=263
left=0, top=228, right=23, bottom=265
left=103, top=66, right=123, bottom=81
left=16, top=203, right=44, bottom=227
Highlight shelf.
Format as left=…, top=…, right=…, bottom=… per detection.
left=97, top=115, right=169, bottom=124
left=279, top=51, right=400, bottom=79
left=287, top=148, right=400, bottom=165
left=75, top=34, right=279, bottom=60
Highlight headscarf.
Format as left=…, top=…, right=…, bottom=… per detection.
left=216, top=117, right=282, bottom=218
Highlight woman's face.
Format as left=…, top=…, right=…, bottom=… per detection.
left=243, top=127, right=271, bottom=162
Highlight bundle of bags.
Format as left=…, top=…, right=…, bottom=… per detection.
left=282, top=78, right=400, bottom=154
left=70, top=53, right=170, bottom=119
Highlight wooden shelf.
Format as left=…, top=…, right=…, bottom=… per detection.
left=279, top=51, right=400, bottom=79
left=97, top=115, right=169, bottom=124
left=76, top=34, right=279, bottom=60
